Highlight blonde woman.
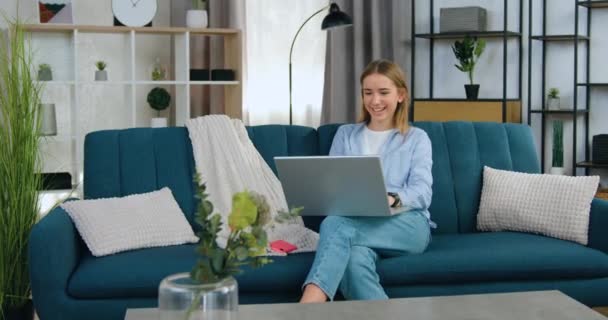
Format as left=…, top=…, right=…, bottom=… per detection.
left=300, top=59, right=434, bottom=303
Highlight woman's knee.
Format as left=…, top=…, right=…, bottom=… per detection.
left=319, top=216, right=350, bottom=234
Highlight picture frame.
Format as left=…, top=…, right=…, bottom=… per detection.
left=38, top=0, right=74, bottom=24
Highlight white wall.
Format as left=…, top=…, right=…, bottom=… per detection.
left=413, top=0, right=608, bottom=184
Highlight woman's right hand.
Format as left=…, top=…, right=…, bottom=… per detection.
left=387, top=195, right=396, bottom=207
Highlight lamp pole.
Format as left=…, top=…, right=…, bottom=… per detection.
left=289, top=4, right=330, bottom=125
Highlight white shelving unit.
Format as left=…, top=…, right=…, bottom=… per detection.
left=24, top=24, right=243, bottom=186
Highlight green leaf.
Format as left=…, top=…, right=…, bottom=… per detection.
left=235, top=246, right=249, bottom=261
left=241, top=232, right=257, bottom=247
left=474, top=39, right=486, bottom=58
left=228, top=192, right=258, bottom=230
left=210, top=249, right=226, bottom=274
left=202, top=200, right=214, bottom=215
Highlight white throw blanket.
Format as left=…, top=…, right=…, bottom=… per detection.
left=186, top=115, right=318, bottom=254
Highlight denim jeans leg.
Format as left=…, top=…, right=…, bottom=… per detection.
left=338, top=245, right=387, bottom=300
left=303, top=212, right=430, bottom=301
left=302, top=216, right=356, bottom=300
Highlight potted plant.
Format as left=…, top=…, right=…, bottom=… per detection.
left=551, top=120, right=564, bottom=175
left=547, top=88, right=560, bottom=110
left=147, top=87, right=171, bottom=127
left=187, top=0, right=208, bottom=28
left=95, top=61, right=107, bottom=81
left=0, top=18, right=43, bottom=320
left=151, top=57, right=166, bottom=81
left=38, top=63, right=52, bottom=81
left=158, top=175, right=300, bottom=320
left=452, top=35, right=486, bottom=99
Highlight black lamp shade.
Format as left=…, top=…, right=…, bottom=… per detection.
left=321, top=3, right=353, bottom=30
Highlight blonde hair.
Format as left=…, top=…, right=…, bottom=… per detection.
left=357, top=59, right=410, bottom=134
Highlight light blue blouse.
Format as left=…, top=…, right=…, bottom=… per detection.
left=329, top=123, right=435, bottom=226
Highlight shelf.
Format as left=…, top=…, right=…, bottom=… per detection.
left=415, top=98, right=520, bottom=102
left=36, top=81, right=75, bottom=85
left=70, top=81, right=240, bottom=85
left=415, top=31, right=520, bottom=40
left=413, top=100, right=521, bottom=123
left=576, top=162, right=608, bottom=168
left=135, top=81, right=187, bottom=85
left=189, top=81, right=240, bottom=85
left=23, top=24, right=240, bottom=36
left=530, top=35, right=589, bottom=41
left=578, top=1, right=608, bottom=8
left=577, top=82, right=608, bottom=87
left=530, top=109, right=589, bottom=114
left=79, top=81, right=132, bottom=85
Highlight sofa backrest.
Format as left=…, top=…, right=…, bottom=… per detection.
left=84, top=121, right=539, bottom=234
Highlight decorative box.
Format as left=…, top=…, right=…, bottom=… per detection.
left=190, top=69, right=210, bottom=81
left=211, top=69, right=236, bottom=81
left=440, top=7, right=487, bottom=33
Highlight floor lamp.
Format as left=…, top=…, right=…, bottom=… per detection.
left=289, top=3, right=352, bottom=125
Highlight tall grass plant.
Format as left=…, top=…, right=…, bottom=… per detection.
left=0, top=16, right=43, bottom=318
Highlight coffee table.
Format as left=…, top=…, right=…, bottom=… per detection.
left=125, top=290, right=606, bottom=320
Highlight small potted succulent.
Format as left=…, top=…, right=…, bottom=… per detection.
left=151, top=58, right=166, bottom=81
left=547, top=88, right=560, bottom=110
left=452, top=35, right=486, bottom=100
left=187, top=0, right=208, bottom=28
left=147, top=87, right=171, bottom=127
left=38, top=63, right=52, bottom=81
left=95, top=61, right=107, bottom=81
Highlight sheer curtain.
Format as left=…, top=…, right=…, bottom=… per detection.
left=321, top=0, right=411, bottom=124
left=245, top=0, right=328, bottom=126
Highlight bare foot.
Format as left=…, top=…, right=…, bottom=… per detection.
left=300, top=284, right=328, bottom=303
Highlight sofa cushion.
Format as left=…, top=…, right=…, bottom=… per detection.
left=61, top=187, right=199, bottom=257
left=68, top=245, right=315, bottom=299
left=377, top=232, right=608, bottom=286
left=477, top=167, right=599, bottom=245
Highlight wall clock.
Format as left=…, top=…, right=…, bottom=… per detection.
left=112, top=0, right=157, bottom=27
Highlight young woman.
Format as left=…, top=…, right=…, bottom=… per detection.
left=300, top=59, right=434, bottom=303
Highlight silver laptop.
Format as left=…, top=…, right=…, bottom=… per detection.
left=274, top=156, right=408, bottom=216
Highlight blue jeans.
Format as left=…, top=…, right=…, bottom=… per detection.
left=303, top=211, right=431, bottom=300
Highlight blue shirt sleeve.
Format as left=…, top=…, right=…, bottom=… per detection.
left=390, top=131, right=433, bottom=212
left=329, top=126, right=347, bottom=156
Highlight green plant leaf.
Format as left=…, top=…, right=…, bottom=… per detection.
left=0, top=17, right=44, bottom=310
left=210, top=248, right=226, bottom=274
left=474, top=39, right=486, bottom=58
left=228, top=192, right=258, bottom=230
left=235, top=246, right=248, bottom=261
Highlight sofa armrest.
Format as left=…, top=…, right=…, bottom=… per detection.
left=29, top=204, right=82, bottom=315
left=589, top=198, right=608, bottom=254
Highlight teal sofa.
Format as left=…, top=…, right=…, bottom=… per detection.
left=29, top=122, right=608, bottom=320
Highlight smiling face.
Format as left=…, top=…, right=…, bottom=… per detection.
left=362, top=73, right=405, bottom=129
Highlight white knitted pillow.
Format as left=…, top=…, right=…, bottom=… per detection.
left=477, top=166, right=599, bottom=245
left=61, top=187, right=198, bottom=256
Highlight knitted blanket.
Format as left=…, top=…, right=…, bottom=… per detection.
left=186, top=115, right=318, bottom=254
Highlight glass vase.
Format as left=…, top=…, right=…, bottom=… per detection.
left=158, top=273, right=238, bottom=320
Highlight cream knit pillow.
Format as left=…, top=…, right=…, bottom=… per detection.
left=477, top=166, right=599, bottom=245
left=61, top=187, right=198, bottom=256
